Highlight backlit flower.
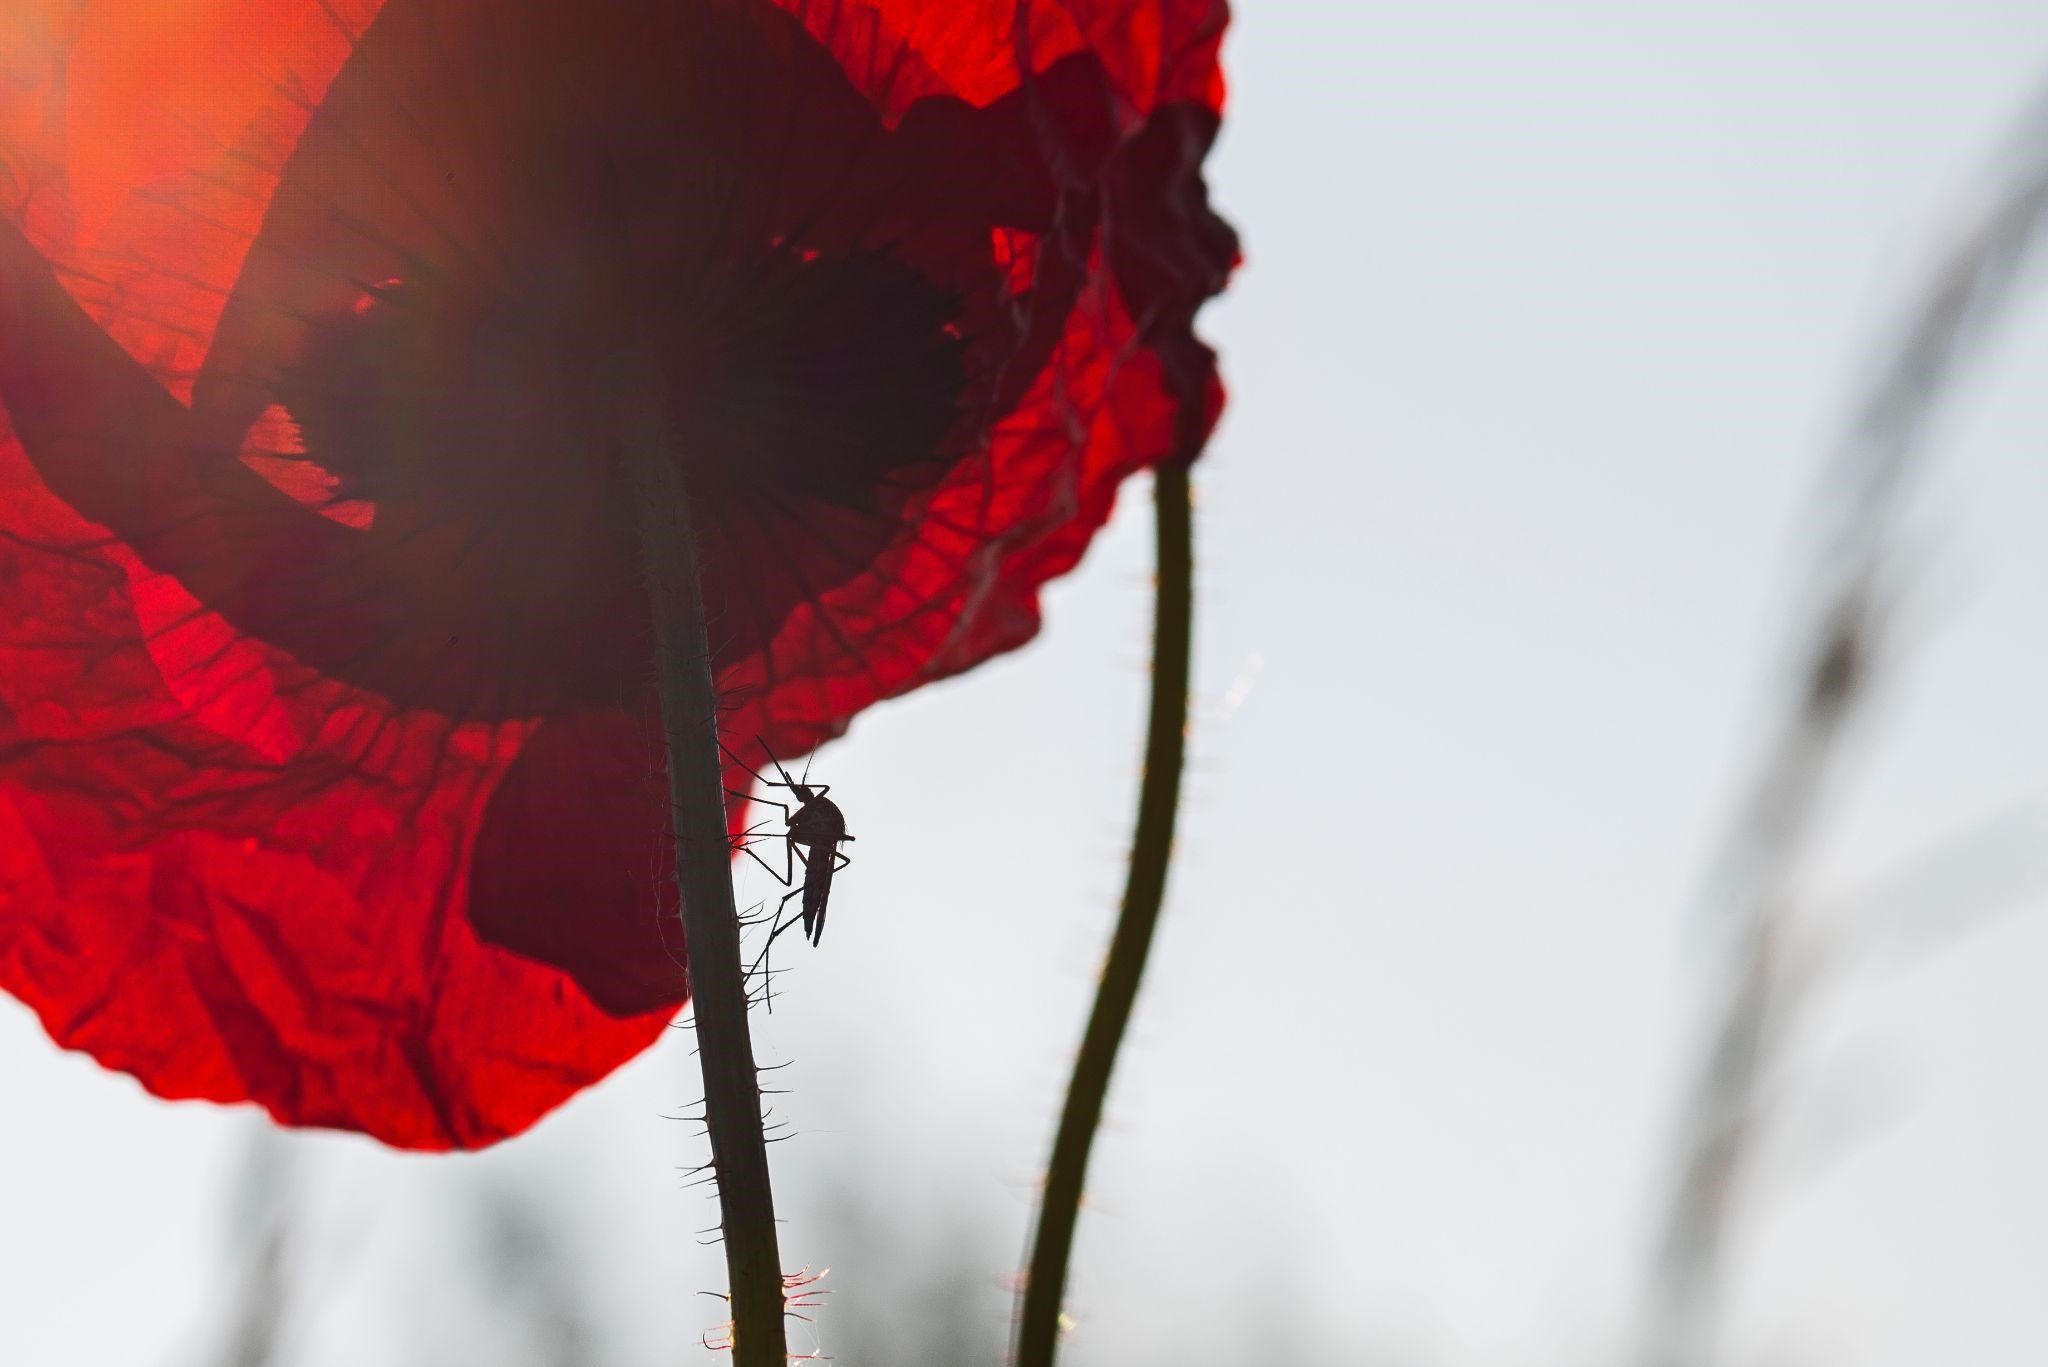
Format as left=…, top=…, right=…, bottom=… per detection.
left=0, top=0, right=1234, bottom=1147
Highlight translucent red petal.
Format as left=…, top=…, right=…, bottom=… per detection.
left=0, top=0, right=1233, bottom=1147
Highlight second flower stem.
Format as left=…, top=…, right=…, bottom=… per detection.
left=1015, top=461, right=1194, bottom=1367
left=614, top=353, right=788, bottom=1367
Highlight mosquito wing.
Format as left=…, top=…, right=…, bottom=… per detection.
left=800, top=843, right=836, bottom=946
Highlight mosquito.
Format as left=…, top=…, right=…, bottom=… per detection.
left=723, top=738, right=853, bottom=983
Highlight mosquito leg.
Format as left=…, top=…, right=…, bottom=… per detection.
left=734, top=840, right=794, bottom=885
left=726, top=787, right=792, bottom=821
left=763, top=878, right=817, bottom=944
left=730, top=826, right=802, bottom=885
left=744, top=905, right=811, bottom=990
left=746, top=910, right=802, bottom=970
left=718, top=740, right=782, bottom=793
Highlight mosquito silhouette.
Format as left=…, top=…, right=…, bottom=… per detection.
left=723, top=738, right=853, bottom=984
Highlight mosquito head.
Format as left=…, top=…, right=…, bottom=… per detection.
left=743, top=735, right=829, bottom=809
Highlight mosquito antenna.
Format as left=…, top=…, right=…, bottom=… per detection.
left=754, top=733, right=801, bottom=788
left=717, top=737, right=777, bottom=790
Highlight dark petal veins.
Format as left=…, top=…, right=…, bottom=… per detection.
left=185, top=0, right=1104, bottom=718
left=0, top=0, right=1233, bottom=1145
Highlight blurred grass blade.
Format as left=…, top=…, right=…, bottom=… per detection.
left=1639, top=64, right=2048, bottom=1367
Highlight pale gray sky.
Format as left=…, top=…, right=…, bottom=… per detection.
left=11, top=4, right=2048, bottom=1365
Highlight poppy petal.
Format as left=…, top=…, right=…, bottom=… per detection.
left=0, top=0, right=1233, bottom=1147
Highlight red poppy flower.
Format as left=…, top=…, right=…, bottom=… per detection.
left=0, top=0, right=1234, bottom=1148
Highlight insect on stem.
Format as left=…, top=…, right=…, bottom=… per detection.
left=723, top=737, right=855, bottom=1004
left=610, top=350, right=789, bottom=1367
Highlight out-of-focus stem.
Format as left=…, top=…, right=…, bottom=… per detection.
left=212, top=1132, right=296, bottom=1367
left=614, top=353, right=788, bottom=1367
left=1638, top=73, right=2048, bottom=1367
left=1015, top=462, right=1193, bottom=1367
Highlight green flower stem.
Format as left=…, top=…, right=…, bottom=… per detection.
left=1016, top=461, right=1194, bottom=1367
left=613, top=354, right=788, bottom=1367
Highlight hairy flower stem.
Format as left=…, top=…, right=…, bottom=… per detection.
left=1015, top=462, right=1193, bottom=1367
left=613, top=354, right=788, bottom=1367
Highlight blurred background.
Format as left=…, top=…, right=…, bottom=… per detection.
left=13, top=2, right=2048, bottom=1363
